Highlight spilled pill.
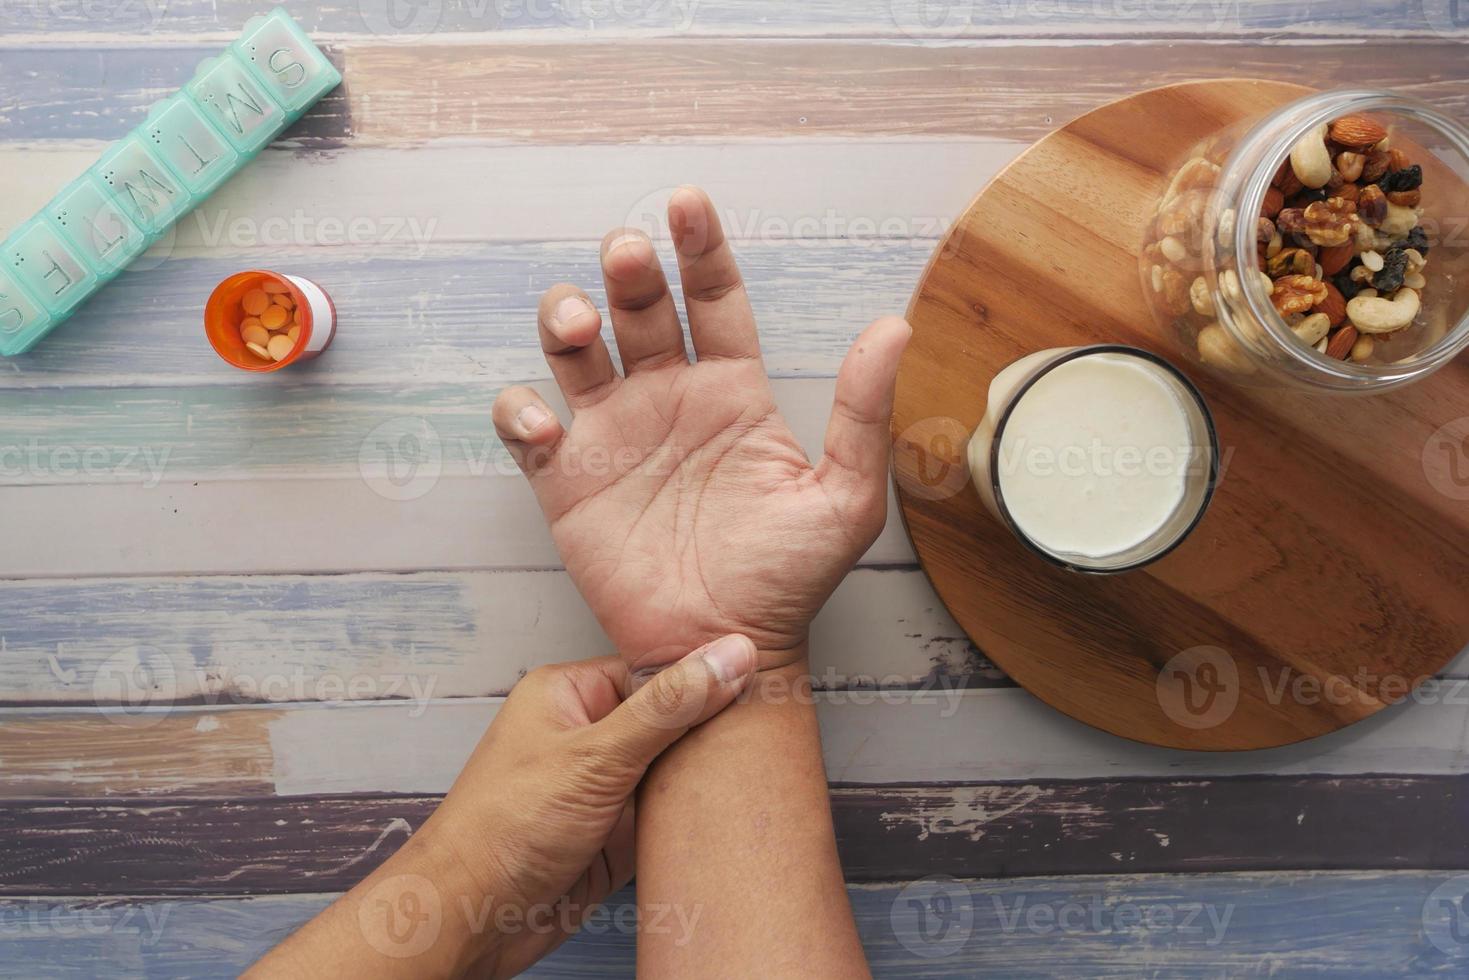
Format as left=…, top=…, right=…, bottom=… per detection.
left=242, top=289, right=270, bottom=316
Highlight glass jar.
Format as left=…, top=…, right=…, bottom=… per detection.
left=1141, top=89, right=1469, bottom=393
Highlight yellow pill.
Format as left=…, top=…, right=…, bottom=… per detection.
left=241, top=324, right=270, bottom=348
left=242, top=289, right=270, bottom=316
left=267, top=335, right=295, bottom=361
left=272, top=292, right=295, bottom=310
left=264, top=279, right=291, bottom=294
left=245, top=342, right=272, bottom=360
left=261, top=305, right=289, bottom=330
left=241, top=316, right=263, bottom=331
left=287, top=325, right=301, bottom=342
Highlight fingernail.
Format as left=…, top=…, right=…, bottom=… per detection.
left=699, top=634, right=755, bottom=685
left=516, top=403, right=550, bottom=436
left=550, top=295, right=594, bottom=333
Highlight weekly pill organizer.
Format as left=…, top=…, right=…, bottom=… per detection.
left=0, top=8, right=341, bottom=357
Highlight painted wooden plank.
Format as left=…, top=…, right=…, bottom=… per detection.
left=0, top=241, right=932, bottom=388
left=5, top=683, right=1469, bottom=799
left=0, top=568, right=992, bottom=703
left=3, top=774, right=1467, bottom=894
left=4, top=42, right=1468, bottom=145
left=3, top=872, right=1468, bottom=977
left=1, top=0, right=1461, bottom=38
left=1, top=142, right=1012, bottom=248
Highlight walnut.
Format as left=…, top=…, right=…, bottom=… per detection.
left=1275, top=207, right=1307, bottom=235
left=1271, top=274, right=1329, bottom=316
left=1357, top=185, right=1388, bottom=227
left=1267, top=247, right=1314, bottom=278
left=1303, top=198, right=1357, bottom=246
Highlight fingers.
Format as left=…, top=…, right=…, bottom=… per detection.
left=538, top=283, right=620, bottom=409
left=667, top=186, right=761, bottom=362
left=816, top=316, right=912, bottom=498
left=585, top=634, right=757, bottom=773
left=492, top=385, right=565, bottom=474
left=601, top=228, right=687, bottom=373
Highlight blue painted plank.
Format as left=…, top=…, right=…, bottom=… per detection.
left=2, top=872, right=1469, bottom=977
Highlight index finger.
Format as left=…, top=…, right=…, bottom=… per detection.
left=667, top=186, right=762, bottom=362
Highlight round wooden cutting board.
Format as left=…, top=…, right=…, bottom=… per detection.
left=892, top=79, right=1469, bottom=751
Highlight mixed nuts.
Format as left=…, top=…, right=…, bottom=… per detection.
left=1145, top=113, right=1430, bottom=371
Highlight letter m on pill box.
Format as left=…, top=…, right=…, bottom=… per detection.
left=0, top=8, right=341, bottom=357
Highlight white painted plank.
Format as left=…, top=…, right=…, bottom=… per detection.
left=1, top=142, right=1016, bottom=245
left=0, top=568, right=981, bottom=701
left=259, top=685, right=1469, bottom=792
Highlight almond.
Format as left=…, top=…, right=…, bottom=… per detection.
left=1318, top=243, right=1355, bottom=278
left=1329, top=115, right=1388, bottom=149
left=1261, top=186, right=1284, bottom=218
left=1314, top=281, right=1348, bottom=326
left=1325, top=324, right=1359, bottom=360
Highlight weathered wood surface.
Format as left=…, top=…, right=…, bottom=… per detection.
left=4, top=871, right=1469, bottom=977
left=2, top=775, right=1467, bottom=894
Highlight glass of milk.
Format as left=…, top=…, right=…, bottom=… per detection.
left=967, top=345, right=1219, bottom=573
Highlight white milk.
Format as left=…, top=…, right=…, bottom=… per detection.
left=967, top=349, right=1197, bottom=561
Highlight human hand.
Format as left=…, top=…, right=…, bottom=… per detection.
left=493, top=186, right=911, bottom=672
left=247, top=634, right=757, bottom=980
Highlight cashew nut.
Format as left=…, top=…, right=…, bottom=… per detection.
left=1346, top=287, right=1421, bottom=335
left=1189, top=276, right=1214, bottom=316
left=1291, top=312, right=1331, bottom=346
left=1289, top=124, right=1333, bottom=189
left=1197, top=323, right=1256, bottom=373
left=1380, top=202, right=1419, bottom=238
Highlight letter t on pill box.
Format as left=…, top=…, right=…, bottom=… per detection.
left=0, top=8, right=340, bottom=357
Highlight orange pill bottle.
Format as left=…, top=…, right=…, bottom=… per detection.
left=204, top=269, right=337, bottom=371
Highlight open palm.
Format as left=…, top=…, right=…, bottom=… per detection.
left=493, top=187, right=911, bottom=671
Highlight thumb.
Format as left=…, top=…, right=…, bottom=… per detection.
left=816, top=316, right=912, bottom=498
left=590, top=634, right=758, bottom=772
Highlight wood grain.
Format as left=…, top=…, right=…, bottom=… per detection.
left=2, top=774, right=1466, bottom=893
left=893, top=79, right=1469, bottom=751
left=2, top=872, right=1466, bottom=977
left=5, top=685, right=1469, bottom=799
left=5, top=42, right=1469, bottom=144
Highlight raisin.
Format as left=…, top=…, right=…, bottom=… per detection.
left=1293, top=188, right=1328, bottom=207
left=1333, top=263, right=1365, bottom=300
left=1403, top=225, right=1430, bottom=256
left=1371, top=248, right=1409, bottom=292
left=1378, top=164, right=1422, bottom=193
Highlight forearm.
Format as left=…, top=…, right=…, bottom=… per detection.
left=634, top=654, right=868, bottom=978
left=246, top=808, right=503, bottom=979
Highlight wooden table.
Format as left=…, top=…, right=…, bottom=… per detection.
left=2, top=3, right=1467, bottom=975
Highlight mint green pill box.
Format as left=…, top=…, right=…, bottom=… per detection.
left=0, top=8, right=341, bottom=357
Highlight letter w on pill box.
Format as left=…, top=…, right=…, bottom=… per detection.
left=0, top=8, right=341, bottom=357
